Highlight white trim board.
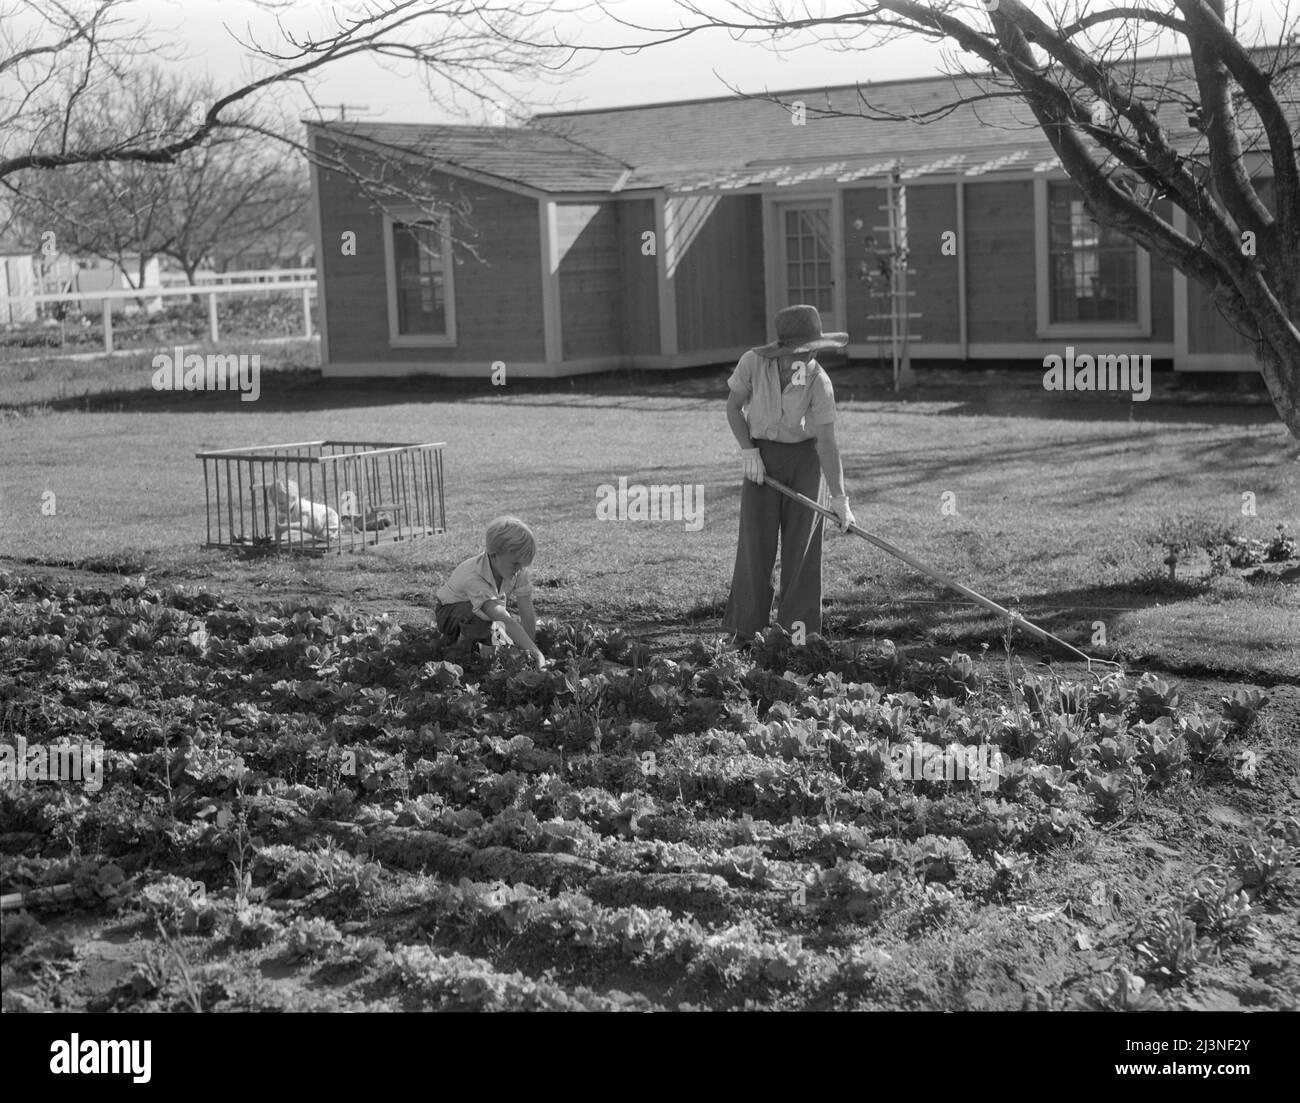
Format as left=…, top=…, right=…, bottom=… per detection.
left=538, top=199, right=563, bottom=363
left=654, top=193, right=679, bottom=357
left=1172, top=205, right=1190, bottom=372
left=307, top=132, right=331, bottom=370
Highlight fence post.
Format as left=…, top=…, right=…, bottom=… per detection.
left=209, top=291, right=219, bottom=343
left=302, top=287, right=311, bottom=337
left=102, top=299, right=113, bottom=354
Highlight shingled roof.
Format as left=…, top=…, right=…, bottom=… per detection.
left=310, top=121, right=632, bottom=193
left=314, top=52, right=1286, bottom=195
left=530, top=54, right=1225, bottom=189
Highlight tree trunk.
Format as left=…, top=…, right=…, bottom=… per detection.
left=1255, top=344, right=1300, bottom=441
left=182, top=259, right=200, bottom=305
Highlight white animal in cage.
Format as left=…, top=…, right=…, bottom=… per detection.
left=269, top=477, right=340, bottom=541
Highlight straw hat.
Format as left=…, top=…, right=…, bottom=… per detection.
left=754, top=304, right=849, bottom=357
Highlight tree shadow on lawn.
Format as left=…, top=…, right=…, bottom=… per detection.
left=820, top=574, right=1272, bottom=659
left=840, top=429, right=1296, bottom=506
left=2, top=359, right=1283, bottom=425
left=690, top=434, right=1287, bottom=518
left=924, top=392, right=1279, bottom=428
left=668, top=573, right=1273, bottom=676
left=0, top=367, right=723, bottom=417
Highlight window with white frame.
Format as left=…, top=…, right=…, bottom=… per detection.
left=385, top=214, right=455, bottom=345
left=1047, top=182, right=1139, bottom=324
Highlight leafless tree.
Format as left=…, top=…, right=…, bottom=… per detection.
left=5, top=67, right=291, bottom=291
left=566, top=0, right=1300, bottom=439
left=0, top=0, right=584, bottom=272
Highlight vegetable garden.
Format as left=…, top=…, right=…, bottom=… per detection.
left=2, top=570, right=1295, bottom=1012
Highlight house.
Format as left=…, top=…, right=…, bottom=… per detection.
left=305, top=54, right=1277, bottom=379
left=0, top=250, right=37, bottom=325
left=0, top=245, right=163, bottom=321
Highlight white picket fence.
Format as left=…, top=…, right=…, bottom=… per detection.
left=0, top=272, right=317, bottom=354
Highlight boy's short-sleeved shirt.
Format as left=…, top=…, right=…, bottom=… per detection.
left=728, top=349, right=836, bottom=443
left=436, top=551, right=533, bottom=619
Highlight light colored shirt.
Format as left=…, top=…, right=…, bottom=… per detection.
left=436, top=551, right=533, bottom=619
left=728, top=349, right=836, bottom=443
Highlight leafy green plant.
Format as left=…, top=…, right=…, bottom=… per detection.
left=1228, top=835, right=1298, bottom=900
left=283, top=916, right=343, bottom=960
left=1266, top=522, right=1298, bottom=561
left=1041, top=713, right=1091, bottom=769
left=942, top=651, right=979, bottom=698
left=1182, top=879, right=1256, bottom=947
left=1219, top=687, right=1269, bottom=731
left=988, top=850, right=1032, bottom=899
left=140, top=876, right=220, bottom=935
left=1134, top=673, right=1180, bottom=717
left=1084, top=767, right=1132, bottom=818
left=1132, top=719, right=1189, bottom=788
left=1087, top=965, right=1161, bottom=1010
left=1026, top=763, right=1075, bottom=805
left=1134, top=912, right=1204, bottom=983
left=230, top=905, right=281, bottom=948
left=1180, top=710, right=1227, bottom=761
left=1089, top=673, right=1133, bottom=717
left=1089, top=718, right=1137, bottom=770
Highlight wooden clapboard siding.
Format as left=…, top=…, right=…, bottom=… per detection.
left=966, top=180, right=1037, bottom=343
left=617, top=198, right=660, bottom=356
left=905, top=183, right=960, bottom=344
left=1149, top=199, right=1175, bottom=342
left=1188, top=279, right=1256, bottom=356
left=842, top=186, right=884, bottom=346
left=556, top=202, right=621, bottom=360
left=315, top=138, right=545, bottom=367
left=671, top=194, right=766, bottom=353
left=1188, top=177, right=1272, bottom=359
left=842, top=183, right=960, bottom=346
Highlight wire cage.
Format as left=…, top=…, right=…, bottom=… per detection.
left=196, top=439, right=446, bottom=554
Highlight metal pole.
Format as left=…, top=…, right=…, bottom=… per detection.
left=896, top=174, right=913, bottom=388
left=887, top=171, right=900, bottom=392
left=203, top=459, right=212, bottom=547
left=761, top=476, right=1097, bottom=664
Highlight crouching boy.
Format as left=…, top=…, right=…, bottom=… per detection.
left=434, top=516, right=545, bottom=666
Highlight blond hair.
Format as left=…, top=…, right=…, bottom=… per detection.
left=485, top=516, right=536, bottom=563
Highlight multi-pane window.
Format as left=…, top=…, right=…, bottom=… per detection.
left=1047, top=183, right=1138, bottom=324
left=784, top=207, right=833, bottom=314
left=392, top=219, right=450, bottom=337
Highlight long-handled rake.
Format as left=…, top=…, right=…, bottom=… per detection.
left=763, top=477, right=1109, bottom=667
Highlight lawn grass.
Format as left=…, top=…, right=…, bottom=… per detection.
left=1, top=349, right=1297, bottom=680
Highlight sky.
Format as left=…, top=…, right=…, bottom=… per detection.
left=118, top=0, right=1293, bottom=127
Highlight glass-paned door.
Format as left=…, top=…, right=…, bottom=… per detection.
left=776, top=201, right=837, bottom=329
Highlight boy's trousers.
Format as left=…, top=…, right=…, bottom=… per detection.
left=435, top=600, right=493, bottom=644
left=722, top=438, right=824, bottom=639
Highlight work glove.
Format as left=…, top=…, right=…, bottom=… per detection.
left=741, top=447, right=765, bottom=485
left=829, top=495, right=856, bottom=533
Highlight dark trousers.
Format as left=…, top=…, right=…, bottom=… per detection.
left=435, top=600, right=493, bottom=644
left=722, top=438, right=824, bottom=639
